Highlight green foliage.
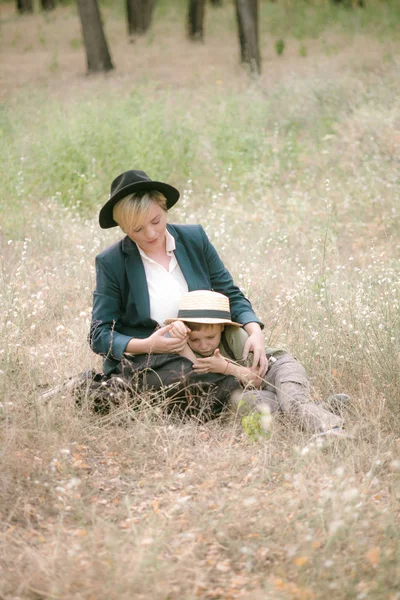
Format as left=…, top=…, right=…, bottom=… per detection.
left=0, top=89, right=199, bottom=218
left=1, top=56, right=398, bottom=230
left=241, top=412, right=270, bottom=443
left=48, top=50, right=60, bottom=72
left=275, top=38, right=285, bottom=56
left=69, top=38, right=82, bottom=50
left=38, top=31, right=47, bottom=47
left=259, top=0, right=400, bottom=39
left=299, top=43, right=308, bottom=57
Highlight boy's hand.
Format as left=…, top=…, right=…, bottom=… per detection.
left=148, top=324, right=188, bottom=354
left=169, top=320, right=190, bottom=340
left=192, top=348, right=228, bottom=374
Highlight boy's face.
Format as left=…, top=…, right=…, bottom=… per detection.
left=187, top=324, right=223, bottom=357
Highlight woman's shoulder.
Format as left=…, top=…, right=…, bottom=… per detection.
left=96, top=237, right=126, bottom=262
left=168, top=223, right=207, bottom=244
left=168, top=223, right=204, bottom=235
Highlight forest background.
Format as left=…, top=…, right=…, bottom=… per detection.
left=1, top=0, right=400, bottom=598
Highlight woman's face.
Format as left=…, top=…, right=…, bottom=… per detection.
left=125, top=201, right=167, bottom=253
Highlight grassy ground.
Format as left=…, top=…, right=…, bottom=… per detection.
left=1, top=1, right=400, bottom=598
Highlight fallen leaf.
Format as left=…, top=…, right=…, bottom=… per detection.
left=365, top=547, right=380, bottom=566
left=74, top=529, right=88, bottom=537
left=274, top=578, right=286, bottom=590
left=294, top=556, right=309, bottom=567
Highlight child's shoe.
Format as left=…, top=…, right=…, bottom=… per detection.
left=325, top=393, right=351, bottom=414
left=307, top=427, right=355, bottom=450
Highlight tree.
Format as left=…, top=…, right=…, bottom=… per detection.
left=126, top=0, right=155, bottom=36
left=77, top=0, right=114, bottom=74
left=188, top=0, right=205, bottom=41
left=17, top=0, right=33, bottom=13
left=210, top=0, right=222, bottom=5
left=41, top=0, right=56, bottom=10
left=235, top=0, right=260, bottom=74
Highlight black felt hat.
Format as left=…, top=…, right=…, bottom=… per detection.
left=99, top=170, right=180, bottom=229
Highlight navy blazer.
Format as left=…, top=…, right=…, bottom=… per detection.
left=90, top=224, right=263, bottom=374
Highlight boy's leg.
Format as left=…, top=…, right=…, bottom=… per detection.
left=265, top=354, right=344, bottom=434
left=232, top=389, right=280, bottom=416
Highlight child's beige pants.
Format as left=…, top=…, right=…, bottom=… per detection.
left=238, top=353, right=343, bottom=434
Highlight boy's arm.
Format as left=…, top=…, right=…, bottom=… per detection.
left=193, top=349, right=263, bottom=387
left=178, top=343, right=197, bottom=363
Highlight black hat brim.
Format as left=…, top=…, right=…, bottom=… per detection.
left=99, top=180, right=180, bottom=229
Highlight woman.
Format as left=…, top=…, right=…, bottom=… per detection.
left=90, top=169, right=267, bottom=417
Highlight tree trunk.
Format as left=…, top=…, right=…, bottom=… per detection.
left=235, top=0, right=260, bottom=75
left=77, top=0, right=114, bottom=74
left=188, top=0, right=205, bottom=41
left=41, top=0, right=56, bottom=10
left=235, top=1, right=246, bottom=63
left=17, top=0, right=33, bottom=13
left=210, top=0, right=222, bottom=5
left=126, top=0, right=155, bottom=36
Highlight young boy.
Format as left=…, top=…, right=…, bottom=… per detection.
left=166, top=290, right=347, bottom=436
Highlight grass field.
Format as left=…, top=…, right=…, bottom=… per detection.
left=1, top=1, right=400, bottom=598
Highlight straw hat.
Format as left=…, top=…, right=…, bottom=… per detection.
left=165, top=290, right=241, bottom=326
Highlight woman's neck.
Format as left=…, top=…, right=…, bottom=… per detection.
left=142, top=241, right=171, bottom=270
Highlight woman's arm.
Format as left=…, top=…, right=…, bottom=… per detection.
left=90, top=256, right=187, bottom=359
left=200, top=226, right=263, bottom=328
left=125, top=326, right=189, bottom=355
left=199, top=227, right=267, bottom=376
left=243, top=322, right=269, bottom=377
left=90, top=256, right=133, bottom=360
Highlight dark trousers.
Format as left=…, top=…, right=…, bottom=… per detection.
left=120, top=353, right=242, bottom=420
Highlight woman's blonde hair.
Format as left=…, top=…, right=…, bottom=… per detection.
left=113, top=191, right=167, bottom=233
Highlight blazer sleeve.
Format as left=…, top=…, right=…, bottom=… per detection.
left=89, top=254, right=133, bottom=361
left=199, top=226, right=264, bottom=329
left=223, top=326, right=253, bottom=362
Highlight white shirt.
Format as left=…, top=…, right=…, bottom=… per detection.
left=136, top=230, right=189, bottom=326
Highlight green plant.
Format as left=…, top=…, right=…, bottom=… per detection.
left=241, top=412, right=270, bottom=442
left=69, top=37, right=82, bottom=50
left=299, top=42, right=308, bottom=57
left=275, top=38, right=285, bottom=56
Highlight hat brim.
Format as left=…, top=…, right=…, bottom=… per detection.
left=99, top=180, right=180, bottom=229
left=165, top=317, right=242, bottom=327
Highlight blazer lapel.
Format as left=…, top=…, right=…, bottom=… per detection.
left=122, top=236, right=151, bottom=322
left=169, top=225, right=200, bottom=291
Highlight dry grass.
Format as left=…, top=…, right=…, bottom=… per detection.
left=1, top=1, right=400, bottom=598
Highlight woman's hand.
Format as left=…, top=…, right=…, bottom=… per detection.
left=169, top=320, right=190, bottom=340
left=243, top=325, right=268, bottom=377
left=148, top=324, right=189, bottom=354
left=192, top=348, right=228, bottom=375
